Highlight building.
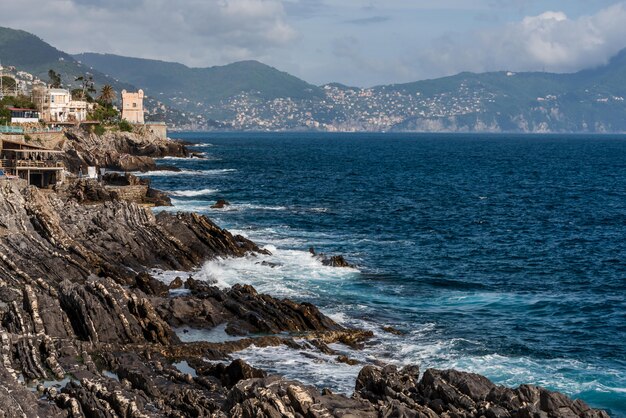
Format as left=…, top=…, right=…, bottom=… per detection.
left=32, top=86, right=89, bottom=123
left=0, top=138, right=64, bottom=187
left=146, top=122, right=167, bottom=139
left=8, top=107, right=40, bottom=124
left=121, top=89, right=145, bottom=124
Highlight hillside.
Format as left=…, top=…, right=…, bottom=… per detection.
left=74, top=53, right=324, bottom=106
left=3, top=26, right=626, bottom=132
left=0, top=27, right=191, bottom=127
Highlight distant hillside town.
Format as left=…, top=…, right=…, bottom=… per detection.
left=3, top=26, right=626, bottom=133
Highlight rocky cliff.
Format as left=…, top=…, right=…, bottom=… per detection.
left=0, top=130, right=611, bottom=417
left=59, top=126, right=189, bottom=173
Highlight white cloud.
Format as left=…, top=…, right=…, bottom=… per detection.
left=419, top=2, right=626, bottom=76
left=0, top=0, right=297, bottom=67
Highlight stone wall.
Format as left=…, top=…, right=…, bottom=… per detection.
left=105, top=184, right=149, bottom=203
left=146, top=122, right=167, bottom=139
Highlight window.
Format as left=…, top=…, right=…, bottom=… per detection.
left=133, top=103, right=137, bottom=108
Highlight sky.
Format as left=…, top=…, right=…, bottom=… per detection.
left=1, top=0, right=626, bottom=86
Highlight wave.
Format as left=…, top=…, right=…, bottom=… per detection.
left=134, top=168, right=236, bottom=177
left=169, top=188, right=219, bottom=197
left=209, top=203, right=288, bottom=212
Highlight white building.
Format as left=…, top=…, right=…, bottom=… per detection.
left=32, top=86, right=90, bottom=123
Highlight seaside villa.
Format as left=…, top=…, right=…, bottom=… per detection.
left=31, top=86, right=90, bottom=123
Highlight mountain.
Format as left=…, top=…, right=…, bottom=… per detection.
left=0, top=26, right=190, bottom=127
left=75, top=47, right=626, bottom=133
left=74, top=53, right=323, bottom=105
left=3, top=26, right=626, bottom=132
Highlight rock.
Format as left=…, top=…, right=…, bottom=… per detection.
left=0, top=134, right=611, bottom=418
left=211, top=199, right=230, bottom=209
left=62, top=127, right=189, bottom=173
left=382, top=325, right=406, bottom=335
left=169, top=277, right=184, bottom=289
left=354, top=365, right=610, bottom=418
left=322, top=255, right=354, bottom=267
left=134, top=272, right=169, bottom=297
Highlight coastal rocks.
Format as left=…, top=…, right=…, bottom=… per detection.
left=0, top=181, right=261, bottom=286
left=224, top=375, right=378, bottom=418
left=155, top=279, right=347, bottom=337
left=321, top=255, right=354, bottom=268
left=211, top=199, right=231, bottom=209
left=309, top=247, right=356, bottom=268
left=353, top=365, right=610, bottom=418
left=61, top=128, right=188, bottom=173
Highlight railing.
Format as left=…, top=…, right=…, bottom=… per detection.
left=0, top=126, right=24, bottom=134
left=15, top=160, right=64, bottom=168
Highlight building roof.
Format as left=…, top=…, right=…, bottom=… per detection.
left=1, top=138, right=60, bottom=152
left=8, top=107, right=39, bottom=112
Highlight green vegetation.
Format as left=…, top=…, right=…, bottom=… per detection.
left=0, top=95, right=38, bottom=124
left=48, top=69, right=62, bottom=88
left=0, top=106, right=9, bottom=125
left=71, top=88, right=94, bottom=102
left=99, top=84, right=115, bottom=105
left=88, top=102, right=119, bottom=124
left=93, top=124, right=105, bottom=135
left=73, top=53, right=324, bottom=106
left=118, top=119, right=133, bottom=132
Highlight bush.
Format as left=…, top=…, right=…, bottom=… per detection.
left=93, top=124, right=105, bottom=136
left=88, top=103, right=119, bottom=124
left=118, top=119, right=133, bottom=132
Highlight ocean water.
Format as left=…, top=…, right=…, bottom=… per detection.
left=148, top=132, right=626, bottom=416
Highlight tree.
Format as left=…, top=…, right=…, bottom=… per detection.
left=75, top=73, right=96, bottom=100
left=99, top=84, right=116, bottom=105
left=71, top=88, right=94, bottom=102
left=48, top=69, right=62, bottom=88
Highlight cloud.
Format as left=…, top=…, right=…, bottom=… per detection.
left=418, top=2, right=626, bottom=76
left=0, top=0, right=298, bottom=67
left=345, top=16, right=390, bottom=25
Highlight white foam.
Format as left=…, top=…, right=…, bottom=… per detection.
left=209, top=203, right=288, bottom=212
left=135, top=168, right=235, bottom=177
left=169, top=188, right=219, bottom=197
left=236, top=343, right=362, bottom=393
left=191, top=247, right=359, bottom=299
left=155, top=156, right=194, bottom=161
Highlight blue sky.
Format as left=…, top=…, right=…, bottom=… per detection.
left=1, top=0, right=626, bottom=86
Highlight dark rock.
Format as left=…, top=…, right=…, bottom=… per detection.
left=134, top=272, right=169, bottom=297
left=169, top=277, right=184, bottom=289
left=145, top=187, right=172, bottom=206
left=211, top=199, right=231, bottom=209
left=382, top=325, right=406, bottom=335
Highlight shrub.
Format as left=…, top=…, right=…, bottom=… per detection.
left=93, top=124, right=105, bottom=136
left=118, top=119, right=133, bottom=132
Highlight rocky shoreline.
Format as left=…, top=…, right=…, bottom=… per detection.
left=0, top=130, right=610, bottom=417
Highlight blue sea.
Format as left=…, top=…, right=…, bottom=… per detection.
left=146, top=132, right=626, bottom=416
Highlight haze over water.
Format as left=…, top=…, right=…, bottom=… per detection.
left=146, top=133, right=626, bottom=416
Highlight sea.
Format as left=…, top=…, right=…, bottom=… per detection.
left=143, top=132, right=625, bottom=416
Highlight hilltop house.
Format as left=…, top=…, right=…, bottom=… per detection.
left=0, top=138, right=64, bottom=187
left=32, top=86, right=90, bottom=123
left=121, top=89, right=145, bottom=124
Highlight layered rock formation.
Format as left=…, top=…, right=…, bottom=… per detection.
left=60, top=126, right=188, bottom=172
left=0, top=132, right=610, bottom=417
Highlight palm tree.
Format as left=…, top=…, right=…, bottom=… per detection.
left=99, top=84, right=115, bottom=105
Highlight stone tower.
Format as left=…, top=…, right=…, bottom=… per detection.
left=121, top=89, right=145, bottom=124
